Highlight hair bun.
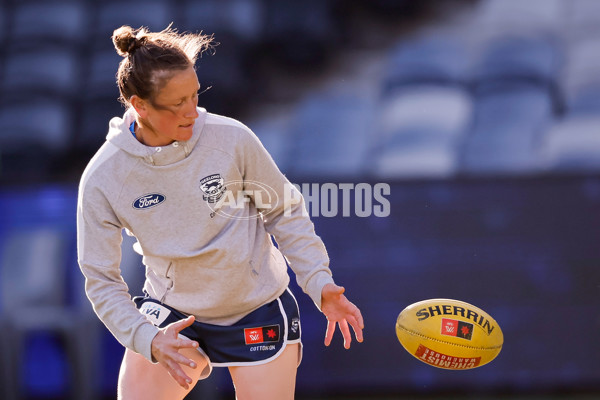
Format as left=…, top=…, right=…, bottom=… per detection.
left=113, top=25, right=146, bottom=57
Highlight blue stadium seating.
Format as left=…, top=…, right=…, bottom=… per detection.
left=460, top=82, right=554, bottom=175
left=247, top=111, right=293, bottom=173
left=0, top=187, right=97, bottom=400
left=540, top=116, right=600, bottom=173
left=564, top=0, right=600, bottom=38
left=561, top=35, right=600, bottom=115
left=259, top=0, right=339, bottom=65
left=0, top=0, right=596, bottom=183
left=181, top=0, right=264, bottom=43
left=194, top=38, right=250, bottom=115
left=382, top=30, right=473, bottom=91
left=84, top=48, right=123, bottom=100
left=472, top=33, right=563, bottom=85
left=566, top=87, right=600, bottom=116
left=372, top=85, right=473, bottom=179
left=0, top=98, right=73, bottom=153
left=93, top=0, right=176, bottom=49
left=8, top=0, right=90, bottom=49
left=474, top=0, right=564, bottom=35
left=287, top=88, right=374, bottom=178
left=77, top=97, right=125, bottom=153
left=2, top=46, right=82, bottom=100
left=0, top=98, right=75, bottom=182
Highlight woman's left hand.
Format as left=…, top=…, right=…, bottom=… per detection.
left=321, top=283, right=364, bottom=349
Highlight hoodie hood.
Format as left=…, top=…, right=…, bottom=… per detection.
left=106, top=107, right=207, bottom=166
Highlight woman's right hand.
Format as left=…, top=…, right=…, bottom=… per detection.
left=150, top=315, right=200, bottom=389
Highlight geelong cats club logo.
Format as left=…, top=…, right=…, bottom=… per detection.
left=199, top=174, right=226, bottom=203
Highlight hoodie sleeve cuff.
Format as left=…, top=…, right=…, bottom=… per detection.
left=133, top=322, right=161, bottom=363
left=305, top=271, right=335, bottom=311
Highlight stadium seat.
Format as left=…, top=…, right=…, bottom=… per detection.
left=561, top=35, right=600, bottom=115
left=0, top=98, right=75, bottom=182
left=287, top=88, right=375, bottom=178
left=539, top=116, right=600, bottom=173
left=247, top=111, right=293, bottom=173
left=382, top=30, right=473, bottom=92
left=8, top=0, right=90, bottom=49
left=564, top=0, right=600, bottom=39
left=93, top=0, right=175, bottom=49
left=79, top=48, right=127, bottom=152
left=474, top=0, right=564, bottom=36
left=472, top=33, right=563, bottom=86
left=376, top=85, right=473, bottom=145
left=372, top=144, right=459, bottom=180
left=2, top=47, right=81, bottom=100
left=565, top=87, right=600, bottom=116
left=194, top=38, right=250, bottom=115
left=181, top=0, right=264, bottom=43
left=0, top=99, right=73, bottom=153
left=84, top=48, right=122, bottom=100
left=460, top=83, right=553, bottom=175
left=0, top=226, right=96, bottom=399
left=371, top=85, right=473, bottom=179
left=77, top=97, right=125, bottom=153
left=179, top=0, right=264, bottom=107
left=259, top=0, right=339, bottom=65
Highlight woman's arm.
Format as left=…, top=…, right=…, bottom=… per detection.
left=77, top=183, right=160, bottom=362
left=235, top=126, right=364, bottom=347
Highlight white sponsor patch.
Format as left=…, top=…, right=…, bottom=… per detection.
left=139, top=302, right=171, bottom=326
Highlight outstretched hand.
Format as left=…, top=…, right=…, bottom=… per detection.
left=150, top=315, right=200, bottom=389
left=321, top=283, right=364, bottom=349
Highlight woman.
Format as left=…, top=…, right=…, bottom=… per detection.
left=77, top=25, right=363, bottom=400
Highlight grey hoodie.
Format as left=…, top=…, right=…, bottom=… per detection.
left=77, top=107, right=334, bottom=362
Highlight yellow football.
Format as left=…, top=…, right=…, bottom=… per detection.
left=396, top=299, right=503, bottom=370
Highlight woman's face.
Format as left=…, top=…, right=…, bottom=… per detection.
left=134, top=66, right=200, bottom=146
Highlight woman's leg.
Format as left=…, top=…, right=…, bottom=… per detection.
left=117, top=346, right=209, bottom=400
left=228, top=343, right=300, bottom=400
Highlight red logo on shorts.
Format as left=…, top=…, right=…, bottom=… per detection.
left=244, top=325, right=280, bottom=345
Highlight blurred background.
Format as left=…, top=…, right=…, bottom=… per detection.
left=1, top=0, right=600, bottom=399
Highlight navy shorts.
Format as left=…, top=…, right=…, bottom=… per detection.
left=134, top=288, right=302, bottom=379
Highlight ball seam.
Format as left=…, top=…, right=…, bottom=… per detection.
left=396, top=323, right=502, bottom=351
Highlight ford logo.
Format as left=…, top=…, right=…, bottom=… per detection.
left=132, top=193, right=166, bottom=210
